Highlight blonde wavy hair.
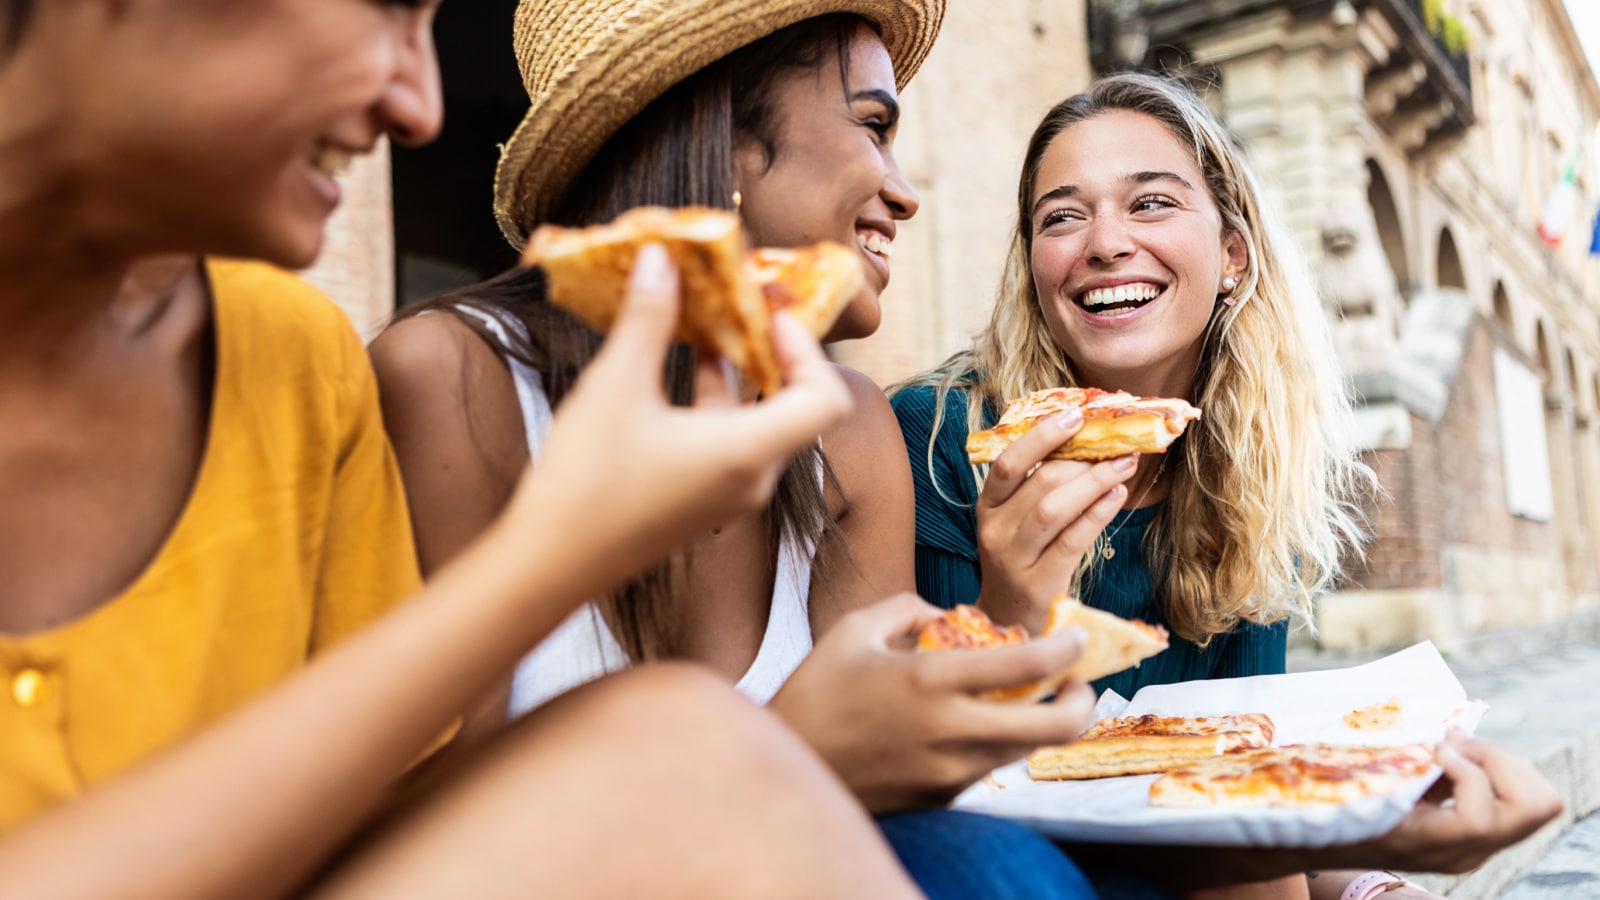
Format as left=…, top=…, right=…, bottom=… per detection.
left=892, top=73, right=1372, bottom=644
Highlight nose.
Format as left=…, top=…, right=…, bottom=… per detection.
left=1084, top=209, right=1134, bottom=263
left=882, top=155, right=920, bottom=221
left=378, top=12, right=444, bottom=147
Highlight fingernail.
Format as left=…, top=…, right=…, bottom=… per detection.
left=631, top=243, right=669, bottom=285
left=1050, top=410, right=1082, bottom=428
left=1115, top=455, right=1139, bottom=471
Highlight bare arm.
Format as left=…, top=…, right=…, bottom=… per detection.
left=0, top=247, right=854, bottom=900
left=370, top=313, right=530, bottom=577
left=370, top=312, right=531, bottom=738
left=808, top=367, right=916, bottom=637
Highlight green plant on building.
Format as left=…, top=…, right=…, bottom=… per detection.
left=1422, top=0, right=1471, bottom=58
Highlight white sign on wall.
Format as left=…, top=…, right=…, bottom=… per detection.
left=1493, top=349, right=1554, bottom=521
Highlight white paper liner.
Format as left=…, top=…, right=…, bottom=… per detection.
left=952, top=642, right=1486, bottom=847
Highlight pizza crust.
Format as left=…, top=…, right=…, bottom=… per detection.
left=1028, top=733, right=1247, bottom=780
left=966, top=387, right=1202, bottom=464
left=523, top=207, right=863, bottom=396
left=1028, top=713, right=1276, bottom=781
left=914, top=596, right=1168, bottom=704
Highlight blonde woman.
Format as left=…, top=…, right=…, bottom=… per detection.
left=892, top=72, right=1368, bottom=696
left=891, top=72, right=1559, bottom=898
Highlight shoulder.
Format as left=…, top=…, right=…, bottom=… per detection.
left=823, top=366, right=910, bottom=480
left=369, top=311, right=530, bottom=496
left=369, top=310, right=511, bottom=403
left=206, top=258, right=358, bottom=353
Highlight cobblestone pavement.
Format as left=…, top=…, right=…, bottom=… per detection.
left=1502, top=811, right=1600, bottom=899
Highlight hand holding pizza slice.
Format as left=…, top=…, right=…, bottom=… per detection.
left=915, top=595, right=1168, bottom=703
left=967, top=387, right=1202, bottom=464
left=522, top=206, right=865, bottom=396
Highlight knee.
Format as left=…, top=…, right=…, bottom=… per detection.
left=514, top=663, right=822, bottom=786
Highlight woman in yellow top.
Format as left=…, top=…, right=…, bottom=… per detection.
left=0, top=1, right=922, bottom=897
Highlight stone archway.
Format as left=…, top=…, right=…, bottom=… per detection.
left=1436, top=227, right=1465, bottom=291
left=1492, top=281, right=1513, bottom=337
left=1367, top=160, right=1410, bottom=297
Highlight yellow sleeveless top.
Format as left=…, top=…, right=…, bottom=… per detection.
left=0, top=260, right=420, bottom=830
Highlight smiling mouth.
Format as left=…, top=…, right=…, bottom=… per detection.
left=857, top=231, right=893, bottom=262
left=1075, top=282, right=1166, bottom=314
left=310, top=145, right=355, bottom=180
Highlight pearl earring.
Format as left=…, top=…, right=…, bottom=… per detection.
left=1221, top=276, right=1239, bottom=306
left=732, top=190, right=743, bottom=211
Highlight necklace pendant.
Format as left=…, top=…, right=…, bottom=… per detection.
left=1101, top=545, right=1116, bottom=561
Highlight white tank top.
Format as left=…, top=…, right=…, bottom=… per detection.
left=449, top=307, right=817, bottom=716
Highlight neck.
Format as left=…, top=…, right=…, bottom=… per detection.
left=1124, top=453, right=1170, bottom=510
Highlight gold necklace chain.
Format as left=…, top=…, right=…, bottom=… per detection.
left=1099, top=454, right=1169, bottom=561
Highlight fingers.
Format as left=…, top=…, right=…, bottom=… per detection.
left=915, top=629, right=1086, bottom=694
left=600, top=244, right=680, bottom=379
left=980, top=411, right=1084, bottom=506
left=729, top=311, right=853, bottom=455
left=1444, top=735, right=1563, bottom=826
left=1031, top=458, right=1135, bottom=549
left=1432, top=739, right=1495, bottom=826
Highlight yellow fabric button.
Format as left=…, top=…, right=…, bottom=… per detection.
left=12, top=668, right=49, bottom=708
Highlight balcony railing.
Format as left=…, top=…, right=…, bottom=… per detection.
left=1087, top=0, right=1474, bottom=148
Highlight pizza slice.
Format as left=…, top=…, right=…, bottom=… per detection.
left=966, top=387, right=1202, bottom=464
left=524, top=207, right=863, bottom=397
left=1080, top=712, right=1276, bottom=745
left=1028, top=713, right=1276, bottom=781
left=1344, top=695, right=1404, bottom=731
left=749, top=244, right=864, bottom=340
left=1148, top=742, right=1436, bottom=808
left=915, top=595, right=1168, bottom=703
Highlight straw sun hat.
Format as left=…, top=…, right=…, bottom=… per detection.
left=492, top=0, right=946, bottom=247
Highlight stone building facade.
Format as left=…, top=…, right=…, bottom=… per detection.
left=1090, top=0, right=1600, bottom=651
left=304, top=0, right=1599, bottom=652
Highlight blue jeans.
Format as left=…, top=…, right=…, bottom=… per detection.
left=878, top=810, right=1097, bottom=899
left=878, top=810, right=1178, bottom=900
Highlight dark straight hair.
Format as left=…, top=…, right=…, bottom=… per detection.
left=1, top=0, right=35, bottom=56
left=405, top=14, right=867, bottom=662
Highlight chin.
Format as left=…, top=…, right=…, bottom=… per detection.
left=823, top=300, right=882, bottom=343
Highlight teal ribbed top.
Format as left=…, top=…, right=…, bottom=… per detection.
left=890, top=380, right=1286, bottom=700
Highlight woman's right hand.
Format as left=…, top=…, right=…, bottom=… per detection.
left=501, top=244, right=853, bottom=599
left=974, top=412, right=1137, bottom=633
left=770, top=593, right=1097, bottom=814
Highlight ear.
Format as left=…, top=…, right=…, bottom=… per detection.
left=731, top=136, right=768, bottom=199
left=1220, top=228, right=1248, bottom=285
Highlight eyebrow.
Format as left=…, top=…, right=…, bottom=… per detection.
left=1030, top=170, right=1197, bottom=218
left=850, top=89, right=900, bottom=124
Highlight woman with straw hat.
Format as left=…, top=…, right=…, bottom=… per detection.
left=0, top=1, right=923, bottom=896
left=373, top=0, right=1167, bottom=896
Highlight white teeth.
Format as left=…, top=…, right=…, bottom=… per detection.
left=1080, top=283, right=1162, bottom=307
left=312, top=146, right=354, bottom=179
left=858, top=232, right=893, bottom=261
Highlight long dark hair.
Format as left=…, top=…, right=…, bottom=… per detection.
left=1, top=0, right=35, bottom=56
left=405, top=14, right=867, bottom=661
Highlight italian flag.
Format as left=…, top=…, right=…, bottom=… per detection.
left=1538, top=162, right=1578, bottom=248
